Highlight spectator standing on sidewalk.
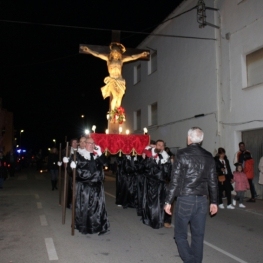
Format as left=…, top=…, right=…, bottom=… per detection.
left=233, top=142, right=250, bottom=166
left=215, top=147, right=235, bottom=209
left=232, top=164, right=249, bottom=208
left=243, top=152, right=256, bottom=202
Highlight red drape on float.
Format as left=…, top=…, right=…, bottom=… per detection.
left=90, top=133, right=150, bottom=155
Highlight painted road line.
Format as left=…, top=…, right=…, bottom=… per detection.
left=40, top=215, right=48, bottom=226
left=105, top=191, right=116, bottom=198
left=187, top=233, right=248, bottom=263
left=45, top=238, right=58, bottom=261
left=35, top=194, right=39, bottom=199
left=203, top=240, right=248, bottom=263
left=37, top=202, right=42, bottom=209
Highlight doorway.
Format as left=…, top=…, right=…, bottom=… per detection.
left=242, top=128, right=263, bottom=199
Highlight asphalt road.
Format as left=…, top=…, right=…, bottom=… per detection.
left=0, top=168, right=263, bottom=263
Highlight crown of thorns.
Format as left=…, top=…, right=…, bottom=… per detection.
left=110, top=42, right=126, bottom=53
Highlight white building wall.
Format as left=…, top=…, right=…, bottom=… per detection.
left=217, top=0, right=263, bottom=162
left=123, top=0, right=219, bottom=153
left=122, top=0, right=263, bottom=173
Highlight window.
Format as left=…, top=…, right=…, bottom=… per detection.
left=133, top=109, right=141, bottom=130
left=148, top=51, right=157, bottom=75
left=133, top=64, right=141, bottom=85
left=246, top=47, right=263, bottom=87
left=148, top=102, right=157, bottom=126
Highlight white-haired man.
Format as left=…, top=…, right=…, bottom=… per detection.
left=73, top=137, right=109, bottom=235
left=164, top=127, right=218, bottom=263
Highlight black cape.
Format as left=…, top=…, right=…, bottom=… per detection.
left=141, top=155, right=171, bottom=229
left=74, top=152, right=109, bottom=234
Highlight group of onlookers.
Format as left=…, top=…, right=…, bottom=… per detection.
left=216, top=141, right=258, bottom=209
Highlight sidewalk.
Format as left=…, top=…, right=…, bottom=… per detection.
left=237, top=196, right=263, bottom=216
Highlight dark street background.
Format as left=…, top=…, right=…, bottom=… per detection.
left=1, top=0, right=184, bottom=151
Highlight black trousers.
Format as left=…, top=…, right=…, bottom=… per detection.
left=218, top=180, right=233, bottom=205
left=248, top=179, right=255, bottom=199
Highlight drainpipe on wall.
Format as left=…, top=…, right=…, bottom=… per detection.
left=214, top=0, right=223, bottom=145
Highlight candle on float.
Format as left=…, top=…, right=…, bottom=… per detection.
left=126, top=129, right=130, bottom=135
left=119, top=127, right=123, bottom=134
left=143, top=127, right=148, bottom=134
left=105, top=129, right=109, bottom=134
left=92, top=125, right=96, bottom=133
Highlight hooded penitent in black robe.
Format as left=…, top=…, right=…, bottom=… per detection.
left=141, top=155, right=171, bottom=229
left=74, top=152, right=109, bottom=234
left=134, top=156, right=145, bottom=216
left=115, top=155, right=137, bottom=208
left=115, top=155, right=125, bottom=206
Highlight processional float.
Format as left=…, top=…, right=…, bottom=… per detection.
left=61, top=34, right=151, bottom=235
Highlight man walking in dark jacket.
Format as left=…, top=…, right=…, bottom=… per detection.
left=164, top=127, right=218, bottom=263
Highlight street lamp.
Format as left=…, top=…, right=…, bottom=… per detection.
left=85, top=129, right=90, bottom=135
left=53, top=139, right=56, bottom=146
left=20, top=130, right=24, bottom=148
left=81, top=115, right=85, bottom=129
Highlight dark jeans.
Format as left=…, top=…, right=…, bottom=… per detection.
left=248, top=179, right=255, bottom=199
left=234, top=191, right=245, bottom=204
left=174, top=196, right=208, bottom=263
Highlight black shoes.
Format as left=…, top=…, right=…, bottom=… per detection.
left=247, top=198, right=256, bottom=202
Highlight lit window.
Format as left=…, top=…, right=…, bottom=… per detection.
left=246, top=47, right=263, bottom=87
left=133, top=109, right=141, bottom=130
left=148, top=102, right=157, bottom=126
left=148, top=51, right=157, bottom=75
left=133, top=64, right=141, bottom=85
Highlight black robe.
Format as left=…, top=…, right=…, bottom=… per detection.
left=75, top=152, right=109, bottom=234
left=115, top=155, right=125, bottom=206
left=134, top=156, right=145, bottom=216
left=115, top=155, right=137, bottom=208
left=141, top=155, right=172, bottom=229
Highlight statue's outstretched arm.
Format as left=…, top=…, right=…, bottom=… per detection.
left=123, top=51, right=150, bottom=63
left=79, top=45, right=108, bottom=61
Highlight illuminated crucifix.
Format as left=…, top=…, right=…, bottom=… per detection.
left=79, top=32, right=150, bottom=112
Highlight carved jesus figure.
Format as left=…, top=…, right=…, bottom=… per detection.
left=80, top=42, right=149, bottom=111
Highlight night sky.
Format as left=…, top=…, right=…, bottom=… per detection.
left=1, top=0, right=183, bottom=152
